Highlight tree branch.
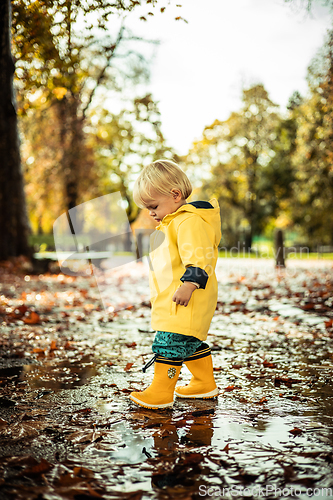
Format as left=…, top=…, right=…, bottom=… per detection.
left=80, top=24, right=125, bottom=119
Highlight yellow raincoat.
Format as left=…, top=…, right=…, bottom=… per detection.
left=149, top=199, right=221, bottom=341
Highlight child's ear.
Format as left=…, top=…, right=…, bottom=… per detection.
left=171, top=189, right=182, bottom=201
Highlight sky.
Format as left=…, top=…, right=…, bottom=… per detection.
left=123, top=0, right=332, bottom=155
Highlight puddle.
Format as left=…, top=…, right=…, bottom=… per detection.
left=0, top=356, right=98, bottom=390
left=212, top=413, right=323, bottom=450
left=109, top=425, right=155, bottom=464
left=1, top=259, right=333, bottom=499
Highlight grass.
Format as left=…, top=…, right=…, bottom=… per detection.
left=218, top=249, right=333, bottom=259
left=29, top=234, right=333, bottom=260
left=288, top=252, right=333, bottom=260
left=29, top=234, right=55, bottom=252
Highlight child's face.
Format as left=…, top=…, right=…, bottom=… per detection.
left=145, top=189, right=186, bottom=223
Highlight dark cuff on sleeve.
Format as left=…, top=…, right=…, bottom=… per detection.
left=180, top=266, right=209, bottom=289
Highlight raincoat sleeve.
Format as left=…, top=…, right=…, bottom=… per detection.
left=177, top=215, right=216, bottom=289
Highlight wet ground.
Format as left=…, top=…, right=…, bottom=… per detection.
left=0, top=258, right=333, bottom=499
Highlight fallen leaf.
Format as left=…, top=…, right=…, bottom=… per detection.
left=153, top=425, right=177, bottom=439
left=192, top=408, right=215, bottom=417
left=76, top=408, right=92, bottom=414
left=87, top=483, right=104, bottom=498
left=8, top=304, right=28, bottom=319
left=23, top=311, right=40, bottom=324
left=224, top=385, right=241, bottom=392
left=274, top=376, right=302, bottom=388
left=125, top=342, right=137, bottom=348
left=21, top=458, right=52, bottom=476
left=263, top=360, right=276, bottom=368
left=32, top=348, right=45, bottom=354
left=50, top=340, right=57, bottom=350
left=181, top=452, right=204, bottom=466
left=256, top=397, right=268, bottom=404
left=73, top=466, right=95, bottom=478
left=66, top=430, right=105, bottom=444
left=0, top=421, right=48, bottom=439
left=289, top=427, right=303, bottom=436
left=64, top=341, right=75, bottom=350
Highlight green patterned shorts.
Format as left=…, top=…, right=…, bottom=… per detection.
left=152, top=331, right=203, bottom=360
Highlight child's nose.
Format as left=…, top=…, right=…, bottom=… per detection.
left=149, top=209, right=155, bottom=216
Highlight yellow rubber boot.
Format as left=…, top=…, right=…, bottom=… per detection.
left=130, top=356, right=182, bottom=409
left=175, top=343, right=218, bottom=399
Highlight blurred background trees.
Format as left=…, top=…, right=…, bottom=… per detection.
left=87, top=93, right=170, bottom=224
left=183, top=29, right=333, bottom=251
left=184, top=85, right=280, bottom=250
left=1, top=0, right=333, bottom=257
left=13, top=0, right=173, bottom=235
left=290, top=31, right=333, bottom=247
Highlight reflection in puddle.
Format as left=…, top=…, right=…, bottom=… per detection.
left=95, top=402, right=119, bottom=414
left=94, top=403, right=156, bottom=463
left=110, top=425, right=155, bottom=464
left=0, top=356, right=98, bottom=390
left=212, top=414, right=310, bottom=449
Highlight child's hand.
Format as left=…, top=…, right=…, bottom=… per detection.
left=172, top=282, right=197, bottom=307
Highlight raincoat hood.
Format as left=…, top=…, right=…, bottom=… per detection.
left=158, top=198, right=221, bottom=246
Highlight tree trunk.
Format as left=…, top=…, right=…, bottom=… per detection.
left=57, top=98, right=80, bottom=210
left=136, top=231, right=143, bottom=261
left=275, top=229, right=286, bottom=268
left=57, top=97, right=85, bottom=234
left=0, top=0, right=31, bottom=260
left=244, top=229, right=252, bottom=253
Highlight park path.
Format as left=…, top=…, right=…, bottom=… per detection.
left=0, top=257, right=333, bottom=499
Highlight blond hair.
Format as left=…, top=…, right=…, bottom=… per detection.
left=133, top=160, right=192, bottom=208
